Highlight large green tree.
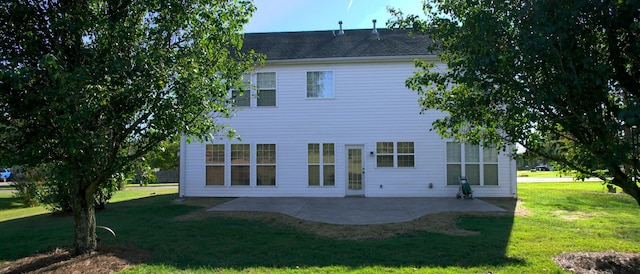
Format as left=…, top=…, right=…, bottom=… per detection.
left=0, top=0, right=260, bottom=254
left=391, top=0, right=640, bottom=204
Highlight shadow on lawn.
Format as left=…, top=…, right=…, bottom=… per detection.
left=0, top=194, right=522, bottom=270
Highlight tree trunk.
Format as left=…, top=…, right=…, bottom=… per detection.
left=618, top=180, right=640, bottom=206
left=72, top=189, right=97, bottom=255
left=610, top=167, right=640, bottom=206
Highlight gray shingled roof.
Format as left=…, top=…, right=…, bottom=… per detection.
left=242, top=28, right=434, bottom=60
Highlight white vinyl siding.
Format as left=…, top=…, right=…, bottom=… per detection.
left=180, top=60, right=516, bottom=198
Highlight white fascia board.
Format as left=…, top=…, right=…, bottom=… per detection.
left=264, top=55, right=439, bottom=65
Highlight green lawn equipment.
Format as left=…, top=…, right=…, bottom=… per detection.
left=456, top=176, right=473, bottom=199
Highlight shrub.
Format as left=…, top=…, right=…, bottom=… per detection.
left=11, top=164, right=123, bottom=212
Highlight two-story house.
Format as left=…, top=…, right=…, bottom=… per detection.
left=178, top=24, right=517, bottom=198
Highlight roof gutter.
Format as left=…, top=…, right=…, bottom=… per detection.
left=263, top=54, right=438, bottom=65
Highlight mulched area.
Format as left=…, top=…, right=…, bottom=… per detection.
left=0, top=245, right=151, bottom=274
left=554, top=252, right=640, bottom=274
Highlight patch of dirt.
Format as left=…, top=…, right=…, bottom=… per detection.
left=554, top=252, right=640, bottom=274
left=553, top=210, right=594, bottom=221
left=0, top=245, right=151, bottom=274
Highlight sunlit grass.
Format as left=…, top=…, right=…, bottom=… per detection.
left=1, top=182, right=639, bottom=273
left=517, top=170, right=573, bottom=178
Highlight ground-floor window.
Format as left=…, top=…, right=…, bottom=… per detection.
left=231, top=144, right=250, bottom=185
left=257, top=144, right=276, bottom=186
left=376, top=142, right=415, bottom=168
left=308, top=143, right=335, bottom=186
left=446, top=142, right=499, bottom=186
left=205, top=144, right=225, bottom=185
left=205, top=143, right=277, bottom=186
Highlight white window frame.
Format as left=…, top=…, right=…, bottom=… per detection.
left=231, top=73, right=251, bottom=107
left=205, top=144, right=225, bottom=186
left=205, top=143, right=280, bottom=187
left=256, top=144, right=277, bottom=186
left=306, top=71, right=335, bottom=99
left=256, top=72, right=277, bottom=107
left=376, top=142, right=415, bottom=168
left=308, top=143, right=335, bottom=187
left=231, top=72, right=277, bottom=108
left=230, top=144, right=251, bottom=186
left=446, top=142, right=499, bottom=186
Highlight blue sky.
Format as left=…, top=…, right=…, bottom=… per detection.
left=244, top=0, right=425, bottom=33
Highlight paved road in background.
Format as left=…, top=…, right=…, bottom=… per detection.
left=517, top=177, right=603, bottom=182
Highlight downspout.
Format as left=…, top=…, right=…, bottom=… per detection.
left=179, top=135, right=187, bottom=197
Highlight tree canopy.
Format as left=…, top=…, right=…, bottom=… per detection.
left=0, top=0, right=261, bottom=254
left=390, top=0, right=640, bottom=204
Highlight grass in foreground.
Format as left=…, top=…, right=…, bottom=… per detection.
left=1, top=182, right=639, bottom=273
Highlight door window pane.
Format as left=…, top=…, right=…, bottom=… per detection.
left=348, top=149, right=362, bottom=190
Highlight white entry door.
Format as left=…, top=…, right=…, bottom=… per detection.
left=345, top=145, right=365, bottom=196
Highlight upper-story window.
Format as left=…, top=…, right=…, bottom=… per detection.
left=232, top=72, right=276, bottom=107
left=307, top=71, right=334, bottom=98
left=257, top=72, right=276, bottom=106
left=232, top=74, right=251, bottom=107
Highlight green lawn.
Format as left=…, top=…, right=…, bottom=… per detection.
left=1, top=182, right=639, bottom=273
